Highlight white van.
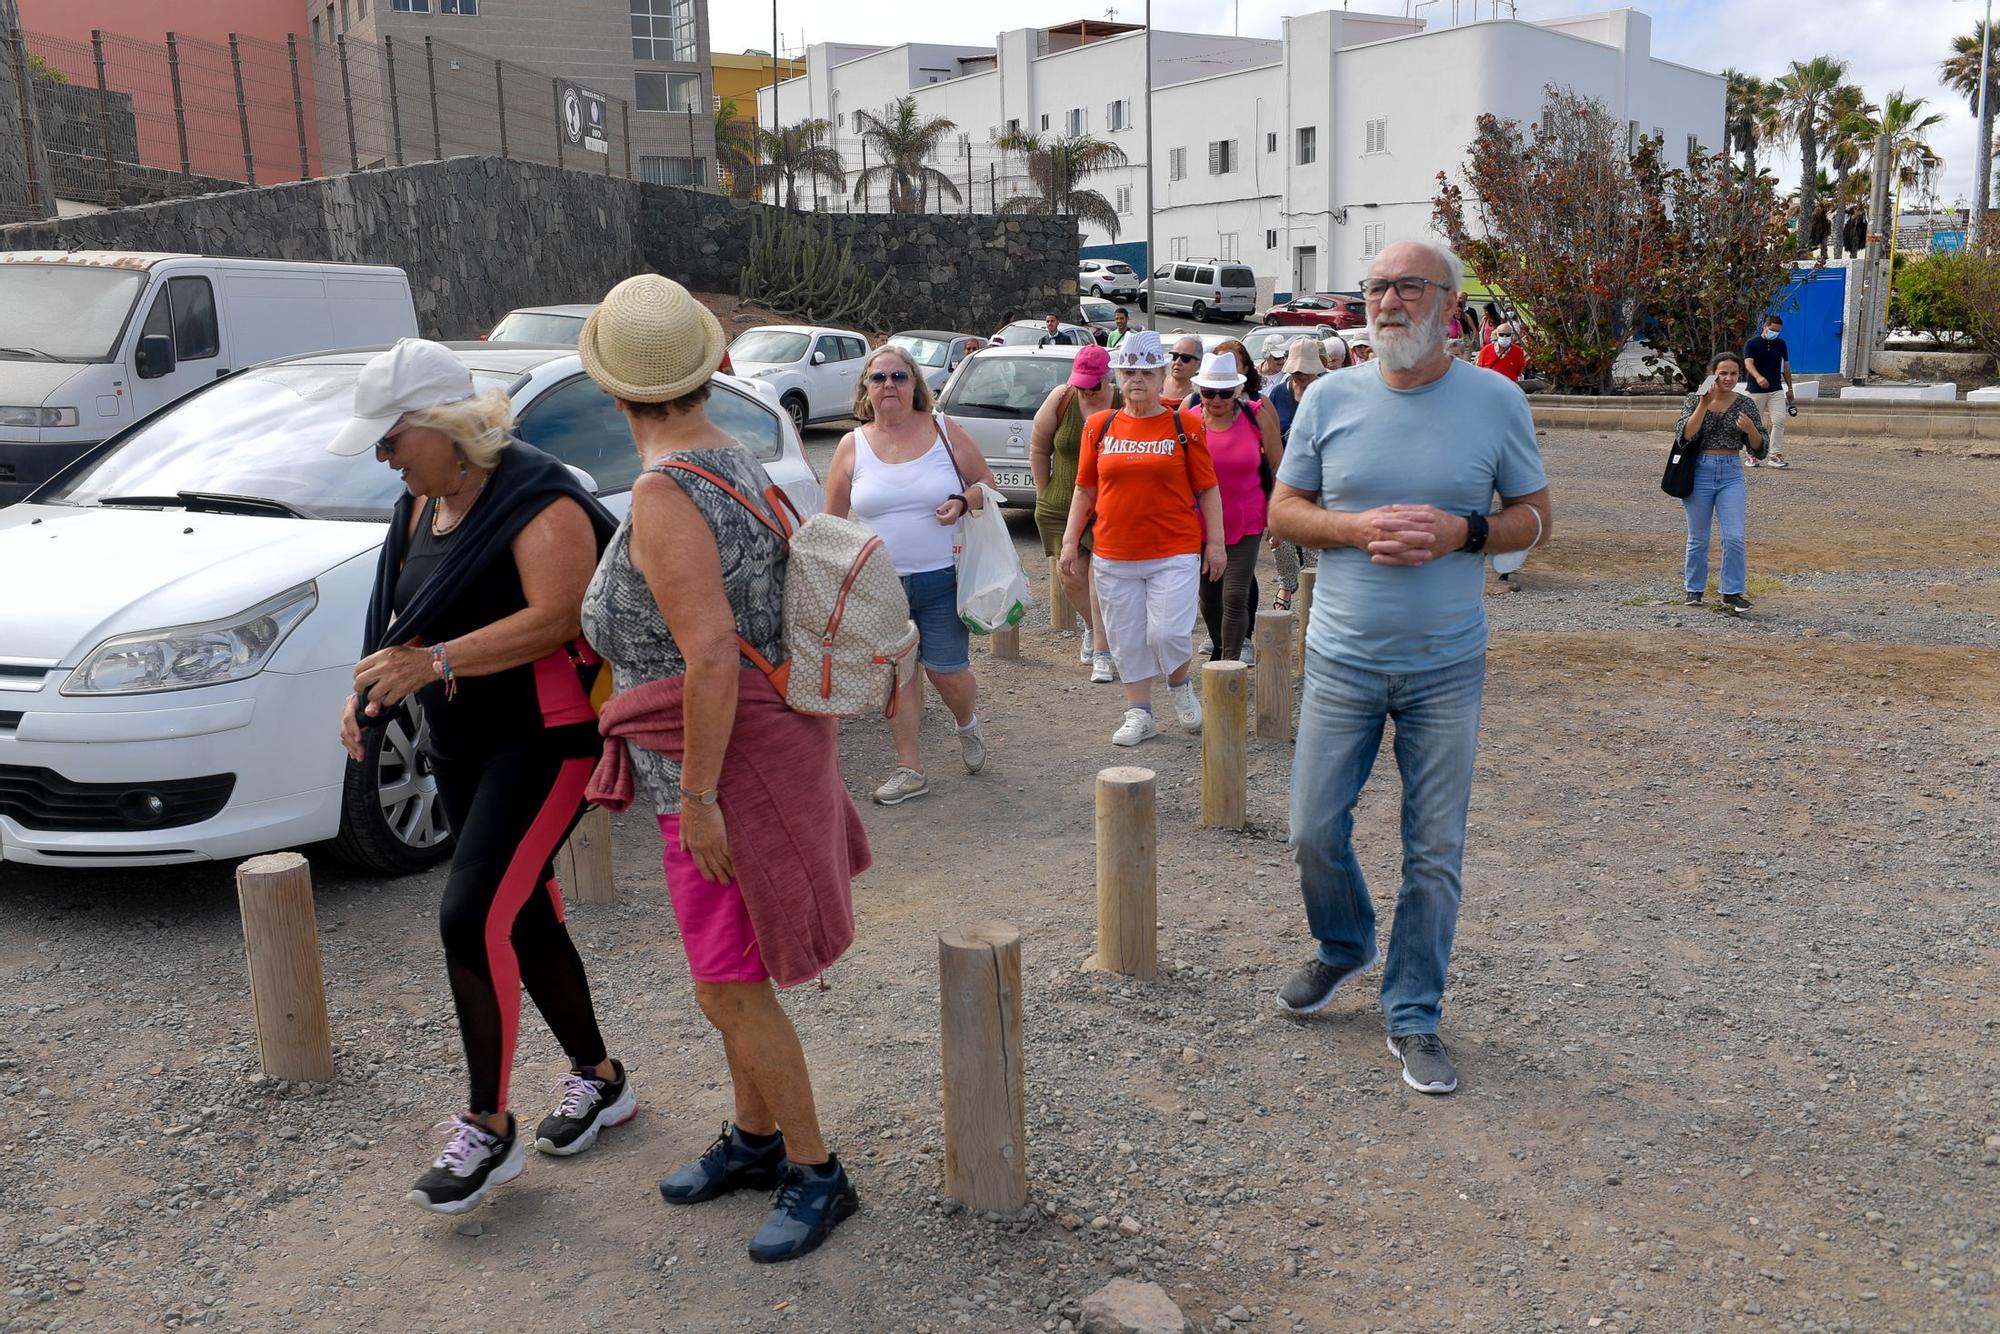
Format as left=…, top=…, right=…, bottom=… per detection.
left=0, top=252, right=417, bottom=505
left=1140, top=257, right=1260, bottom=322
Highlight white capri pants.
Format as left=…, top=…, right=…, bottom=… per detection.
left=1093, top=553, right=1200, bottom=684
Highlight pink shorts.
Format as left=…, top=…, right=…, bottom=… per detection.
left=657, top=814, right=769, bottom=983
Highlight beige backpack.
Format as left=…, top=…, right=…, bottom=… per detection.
left=656, top=461, right=919, bottom=718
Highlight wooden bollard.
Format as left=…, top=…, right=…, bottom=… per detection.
left=938, top=921, right=1028, bottom=1213
left=556, top=805, right=616, bottom=906
left=990, top=624, right=1021, bottom=659
left=1200, top=660, right=1248, bottom=828
left=1048, top=555, right=1076, bottom=632
left=1253, top=609, right=1294, bottom=741
left=1091, top=766, right=1157, bottom=978
left=1294, top=566, right=1317, bottom=668
left=235, top=852, right=335, bottom=1083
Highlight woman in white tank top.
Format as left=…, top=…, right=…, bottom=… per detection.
left=824, top=344, right=1001, bottom=807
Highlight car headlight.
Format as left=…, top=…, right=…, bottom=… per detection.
left=0, top=406, right=81, bottom=428
left=62, top=582, right=319, bottom=696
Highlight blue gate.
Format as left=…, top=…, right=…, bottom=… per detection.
left=1079, top=241, right=1150, bottom=277
left=1765, top=265, right=1845, bottom=374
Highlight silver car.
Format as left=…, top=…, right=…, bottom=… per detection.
left=885, top=329, right=980, bottom=392
left=936, top=345, right=1081, bottom=506
left=484, top=303, right=597, bottom=344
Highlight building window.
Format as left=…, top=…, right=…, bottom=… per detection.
left=1219, top=232, right=1239, bottom=261
left=1364, top=118, right=1387, bottom=154
left=1169, top=236, right=1188, bottom=261
left=339, top=0, right=349, bottom=30
left=1266, top=131, right=1277, bottom=153
left=1208, top=139, right=1236, bottom=175
left=1685, top=133, right=1699, bottom=163
left=1107, top=99, right=1130, bottom=132
left=358, top=0, right=366, bottom=16
left=441, top=0, right=477, bottom=11
left=1169, top=147, right=1186, bottom=181
left=1362, top=223, right=1385, bottom=257
left=1040, top=113, right=1050, bottom=131
left=1652, top=125, right=1664, bottom=143
left=1065, top=107, right=1087, bottom=137
left=392, top=0, right=431, bottom=11
left=641, top=154, right=705, bottom=186
left=635, top=72, right=702, bottom=112
left=1265, top=228, right=1277, bottom=249
left=1115, top=186, right=1131, bottom=214
left=1007, top=117, right=1020, bottom=136
left=1627, top=120, right=1640, bottom=153
left=836, top=112, right=845, bottom=129
left=632, top=0, right=697, bottom=63
left=1297, top=126, right=1316, bottom=165
left=311, top=13, right=322, bottom=43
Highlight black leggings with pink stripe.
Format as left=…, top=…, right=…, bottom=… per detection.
left=432, top=736, right=609, bottom=1115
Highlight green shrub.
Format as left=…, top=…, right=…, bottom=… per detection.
left=1890, top=253, right=1978, bottom=347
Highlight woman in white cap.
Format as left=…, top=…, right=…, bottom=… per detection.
left=1263, top=338, right=1328, bottom=612
left=1347, top=331, right=1375, bottom=365
left=332, top=338, right=631, bottom=1216
left=825, top=343, right=999, bottom=806
left=575, top=275, right=868, bottom=1263
left=1190, top=349, right=1282, bottom=662
left=1059, top=329, right=1226, bottom=746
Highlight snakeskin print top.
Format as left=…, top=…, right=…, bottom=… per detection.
left=580, top=446, right=789, bottom=816
left=1676, top=392, right=1765, bottom=453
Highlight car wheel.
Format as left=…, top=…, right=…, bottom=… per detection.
left=782, top=393, right=808, bottom=433
left=331, top=700, right=453, bottom=875
left=1263, top=315, right=1279, bottom=326
left=1192, top=301, right=1209, bottom=323
left=1136, top=293, right=1148, bottom=312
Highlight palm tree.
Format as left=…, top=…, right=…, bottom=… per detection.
left=1722, top=69, right=1780, bottom=180
left=713, top=97, right=759, bottom=200
left=1774, top=55, right=1851, bottom=256
left=755, top=118, right=846, bottom=211
left=1941, top=21, right=1998, bottom=239
left=1822, top=82, right=1873, bottom=214
left=851, top=96, right=961, bottom=213
left=992, top=129, right=1129, bottom=238
left=1855, top=90, right=1947, bottom=239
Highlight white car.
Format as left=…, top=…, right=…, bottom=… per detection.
left=1078, top=258, right=1141, bottom=301
left=727, top=324, right=871, bottom=432
left=0, top=344, right=822, bottom=872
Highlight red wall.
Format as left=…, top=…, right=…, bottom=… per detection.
left=19, top=0, right=323, bottom=180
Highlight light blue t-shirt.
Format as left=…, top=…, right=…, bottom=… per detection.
left=1275, top=359, right=1546, bottom=674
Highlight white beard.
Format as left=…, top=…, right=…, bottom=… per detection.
left=1373, top=306, right=1446, bottom=372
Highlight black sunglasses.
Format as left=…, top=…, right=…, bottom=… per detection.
left=865, top=369, right=912, bottom=385
left=1197, top=386, right=1237, bottom=399
left=1169, top=352, right=1200, bottom=364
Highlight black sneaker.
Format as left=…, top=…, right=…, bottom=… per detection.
left=534, top=1060, right=636, bottom=1157
left=1682, top=591, right=1704, bottom=606
left=1721, top=593, right=1753, bottom=613
left=748, top=1154, right=860, bottom=1264
left=1386, top=1033, right=1459, bottom=1095
left=406, top=1113, right=523, bottom=1215
left=1274, top=945, right=1381, bottom=1015
left=658, top=1122, right=787, bottom=1205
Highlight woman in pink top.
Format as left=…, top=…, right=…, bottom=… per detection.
left=1190, top=350, right=1281, bottom=661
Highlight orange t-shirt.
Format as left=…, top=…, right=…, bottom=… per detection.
left=1076, top=407, right=1219, bottom=560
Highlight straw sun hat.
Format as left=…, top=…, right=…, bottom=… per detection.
left=579, top=273, right=726, bottom=402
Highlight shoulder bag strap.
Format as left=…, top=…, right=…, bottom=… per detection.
left=647, top=460, right=787, bottom=682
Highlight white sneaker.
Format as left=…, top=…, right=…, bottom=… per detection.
left=872, top=767, right=930, bottom=805
left=1111, top=707, right=1158, bottom=747
left=1170, top=680, right=1203, bottom=731
left=1079, top=638, right=1094, bottom=665
left=1090, top=651, right=1116, bottom=684
left=958, top=721, right=988, bottom=775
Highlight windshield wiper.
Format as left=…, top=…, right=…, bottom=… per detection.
left=96, top=491, right=316, bottom=519
left=0, top=345, right=58, bottom=361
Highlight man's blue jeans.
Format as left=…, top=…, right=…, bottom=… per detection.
left=1290, top=649, right=1486, bottom=1036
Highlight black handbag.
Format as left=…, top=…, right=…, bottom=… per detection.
left=1660, top=429, right=1699, bottom=499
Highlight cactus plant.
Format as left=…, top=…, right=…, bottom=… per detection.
left=738, top=206, right=890, bottom=331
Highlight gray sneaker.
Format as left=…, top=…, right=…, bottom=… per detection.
left=871, top=767, right=929, bottom=805
left=1274, top=946, right=1380, bottom=1015
left=1386, top=1032, right=1458, bottom=1094
left=958, top=722, right=988, bottom=775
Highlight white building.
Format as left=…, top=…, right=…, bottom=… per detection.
left=757, top=8, right=1723, bottom=300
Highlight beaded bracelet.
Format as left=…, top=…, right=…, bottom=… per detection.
left=429, top=642, right=459, bottom=701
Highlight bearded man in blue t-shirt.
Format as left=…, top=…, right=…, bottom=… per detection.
left=1268, top=238, right=1553, bottom=1097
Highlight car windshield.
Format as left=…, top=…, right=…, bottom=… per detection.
left=43, top=362, right=513, bottom=521
left=487, top=311, right=587, bottom=344
left=940, top=355, right=1071, bottom=419
left=1080, top=299, right=1116, bottom=323
left=1243, top=328, right=1317, bottom=361
left=887, top=335, right=951, bottom=368
left=0, top=263, right=149, bottom=362
left=730, top=329, right=811, bottom=364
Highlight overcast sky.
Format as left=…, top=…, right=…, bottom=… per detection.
left=715, top=0, right=1984, bottom=211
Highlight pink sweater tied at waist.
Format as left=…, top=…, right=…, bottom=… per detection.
left=587, top=668, right=866, bottom=988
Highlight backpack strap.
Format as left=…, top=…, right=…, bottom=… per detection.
left=647, top=459, right=791, bottom=689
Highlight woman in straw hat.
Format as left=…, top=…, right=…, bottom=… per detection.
left=331, top=338, right=631, bottom=1216
left=824, top=341, right=1000, bottom=807
left=577, top=275, right=867, bottom=1263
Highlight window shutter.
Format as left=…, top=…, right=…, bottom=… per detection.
left=1209, top=141, right=1221, bottom=175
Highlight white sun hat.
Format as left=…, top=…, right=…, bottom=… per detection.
left=1190, top=350, right=1246, bottom=391
left=1107, top=328, right=1167, bottom=370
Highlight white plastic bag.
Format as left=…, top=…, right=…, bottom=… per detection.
left=954, top=482, right=1031, bottom=634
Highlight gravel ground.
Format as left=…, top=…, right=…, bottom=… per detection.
left=1, top=427, right=1995, bottom=1334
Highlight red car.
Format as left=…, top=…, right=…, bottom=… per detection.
left=1261, top=294, right=1367, bottom=329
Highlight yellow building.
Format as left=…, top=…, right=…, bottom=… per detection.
left=711, top=51, right=805, bottom=192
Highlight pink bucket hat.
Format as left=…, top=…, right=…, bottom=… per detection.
left=1068, top=344, right=1111, bottom=389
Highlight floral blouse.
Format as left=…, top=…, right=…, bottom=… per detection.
left=1675, top=392, right=1765, bottom=454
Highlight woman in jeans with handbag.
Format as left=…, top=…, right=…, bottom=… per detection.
left=825, top=343, right=1000, bottom=805
left=1675, top=351, right=1764, bottom=616
left=1190, top=350, right=1282, bottom=662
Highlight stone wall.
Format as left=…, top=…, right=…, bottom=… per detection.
left=34, top=79, right=141, bottom=168
left=0, top=154, right=1075, bottom=340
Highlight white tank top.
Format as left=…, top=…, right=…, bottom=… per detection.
left=848, top=422, right=961, bottom=575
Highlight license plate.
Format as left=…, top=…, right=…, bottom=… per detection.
left=993, top=469, right=1032, bottom=490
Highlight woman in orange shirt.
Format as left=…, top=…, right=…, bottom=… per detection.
left=1059, top=330, right=1226, bottom=747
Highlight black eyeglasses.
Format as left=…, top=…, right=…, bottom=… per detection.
left=865, top=369, right=912, bottom=385
left=1361, top=276, right=1451, bottom=302
left=1197, top=387, right=1238, bottom=399
left=375, top=430, right=405, bottom=457
left=1169, top=352, right=1200, bottom=364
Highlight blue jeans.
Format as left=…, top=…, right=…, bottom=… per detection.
left=1290, top=650, right=1486, bottom=1036
left=1681, top=453, right=1746, bottom=596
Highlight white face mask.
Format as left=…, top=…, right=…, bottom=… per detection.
left=1496, top=336, right=1514, bottom=349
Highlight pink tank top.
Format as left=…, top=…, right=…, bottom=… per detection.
left=1203, top=398, right=1268, bottom=545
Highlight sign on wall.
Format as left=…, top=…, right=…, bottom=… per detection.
left=560, top=82, right=609, bottom=156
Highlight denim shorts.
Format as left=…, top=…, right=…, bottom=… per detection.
left=901, top=565, right=971, bottom=673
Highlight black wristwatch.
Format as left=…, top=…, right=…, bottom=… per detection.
left=1458, top=511, right=1489, bottom=554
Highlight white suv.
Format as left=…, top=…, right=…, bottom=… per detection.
left=727, top=325, right=872, bottom=431
left=1078, top=258, right=1141, bottom=301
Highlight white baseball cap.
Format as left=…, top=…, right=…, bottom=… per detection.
left=326, top=338, right=476, bottom=456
